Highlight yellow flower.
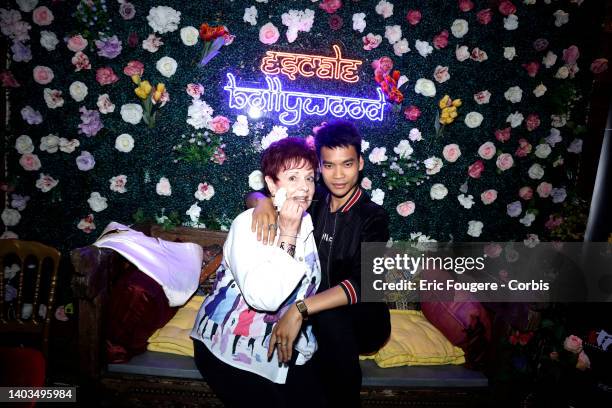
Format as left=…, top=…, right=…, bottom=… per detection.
left=452, top=99, right=462, bottom=107
left=131, top=75, right=141, bottom=85
left=439, top=95, right=450, bottom=109
left=135, top=81, right=152, bottom=99
left=156, top=83, right=165, bottom=93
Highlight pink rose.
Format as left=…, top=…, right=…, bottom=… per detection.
left=495, top=127, right=511, bottom=143
left=474, top=90, right=491, bottom=104
left=563, top=335, right=583, bottom=354
left=71, top=51, right=91, bottom=71
left=496, top=153, right=514, bottom=171
left=32, top=6, right=54, bottom=26
left=434, top=65, right=450, bottom=83
left=212, top=147, right=227, bottom=165
left=96, top=67, right=118, bottom=86
left=19, top=153, right=41, bottom=171
left=406, top=10, right=422, bottom=25
left=590, top=58, right=608, bottom=74
left=433, top=30, right=449, bottom=49
left=404, top=105, right=421, bottom=121
left=484, top=243, right=502, bottom=258
left=33, top=66, right=54, bottom=85
left=478, top=142, right=496, bottom=160
left=186, top=83, right=204, bottom=99
left=372, top=56, right=393, bottom=74
left=480, top=189, right=498, bottom=205
left=515, top=138, right=532, bottom=157
left=576, top=351, right=590, bottom=371
left=442, top=144, right=461, bottom=162
left=123, top=60, right=144, bottom=76
left=468, top=160, right=485, bottom=178
left=562, top=45, right=580, bottom=65
left=498, top=1, right=516, bottom=16
left=476, top=9, right=492, bottom=24
left=458, top=0, right=474, bottom=12
left=519, top=186, right=533, bottom=200
left=210, top=115, right=230, bottom=134
left=470, top=48, right=488, bottom=62
left=537, top=182, right=553, bottom=198
left=545, top=215, right=563, bottom=230
left=360, top=177, right=372, bottom=190
left=259, top=23, right=280, bottom=45
left=525, top=114, right=540, bottom=132
left=305, top=135, right=315, bottom=150
left=320, top=0, right=342, bottom=14
left=522, top=61, right=540, bottom=78
left=396, top=201, right=415, bottom=217
left=67, top=35, right=88, bottom=52
left=362, top=33, right=382, bottom=51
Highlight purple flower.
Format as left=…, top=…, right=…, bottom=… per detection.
left=11, top=41, right=32, bottom=62
left=506, top=201, right=522, bottom=218
left=20, top=106, right=42, bottom=124
left=95, top=35, right=122, bottom=59
left=78, top=106, right=103, bottom=137
left=551, top=188, right=567, bottom=204
left=11, top=194, right=30, bottom=211
left=76, top=151, right=95, bottom=171
left=119, top=3, right=136, bottom=20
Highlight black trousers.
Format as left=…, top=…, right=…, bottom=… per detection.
left=193, top=339, right=324, bottom=408
left=312, top=302, right=391, bottom=408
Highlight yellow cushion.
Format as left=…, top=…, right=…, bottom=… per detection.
left=147, top=295, right=204, bottom=356
left=360, top=309, right=465, bottom=368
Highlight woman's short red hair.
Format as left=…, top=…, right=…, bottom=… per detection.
left=261, top=137, right=318, bottom=181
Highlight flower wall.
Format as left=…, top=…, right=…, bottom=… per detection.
left=1, top=0, right=608, bottom=253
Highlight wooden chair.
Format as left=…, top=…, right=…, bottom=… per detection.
left=0, top=239, right=61, bottom=359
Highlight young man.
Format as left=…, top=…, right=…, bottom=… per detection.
left=253, top=120, right=391, bottom=407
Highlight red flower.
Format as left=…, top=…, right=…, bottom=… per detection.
left=458, top=0, right=474, bottom=12
left=525, top=114, right=540, bottom=132
left=199, top=23, right=228, bottom=42
left=127, top=32, right=139, bottom=48
left=0, top=70, right=20, bottom=88
left=515, top=138, right=532, bottom=157
left=468, top=160, right=485, bottom=179
left=406, top=10, right=422, bottom=25
left=433, top=30, right=449, bottom=49
left=123, top=60, right=144, bottom=77
left=522, top=61, right=540, bottom=77
left=498, top=0, right=516, bottom=16
left=404, top=105, right=421, bottom=121
left=519, top=332, right=534, bottom=346
left=495, top=127, right=511, bottom=143
left=476, top=9, right=492, bottom=24
left=320, top=0, right=342, bottom=14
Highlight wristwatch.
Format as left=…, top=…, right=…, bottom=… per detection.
left=295, top=300, right=309, bottom=320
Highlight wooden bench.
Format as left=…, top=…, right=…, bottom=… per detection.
left=71, top=225, right=488, bottom=407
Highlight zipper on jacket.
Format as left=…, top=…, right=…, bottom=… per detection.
left=326, top=212, right=338, bottom=289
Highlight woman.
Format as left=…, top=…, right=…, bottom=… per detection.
left=190, top=137, right=322, bottom=407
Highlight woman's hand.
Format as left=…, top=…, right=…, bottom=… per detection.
left=277, top=198, right=304, bottom=238
left=268, top=305, right=303, bottom=363
left=251, top=197, right=277, bottom=245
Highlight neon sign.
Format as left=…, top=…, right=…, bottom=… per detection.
left=224, top=73, right=386, bottom=126
left=260, top=44, right=363, bottom=83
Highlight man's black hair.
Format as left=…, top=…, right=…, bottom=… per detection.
left=314, top=120, right=362, bottom=159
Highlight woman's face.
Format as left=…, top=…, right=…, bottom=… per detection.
left=265, top=161, right=315, bottom=211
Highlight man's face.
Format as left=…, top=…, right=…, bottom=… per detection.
left=319, top=145, right=364, bottom=199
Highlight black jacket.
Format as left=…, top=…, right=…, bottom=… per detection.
left=311, top=186, right=390, bottom=304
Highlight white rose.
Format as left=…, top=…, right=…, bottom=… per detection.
left=528, top=163, right=545, bottom=179
left=477, top=141, right=497, bottom=160
left=451, top=19, right=468, bottom=38
left=194, top=182, right=215, bottom=201
left=415, top=40, right=433, bottom=58
left=458, top=194, right=474, bottom=209
left=147, top=6, right=181, bottom=34
left=414, top=78, right=436, bottom=97
left=232, top=115, right=250, bottom=136
left=1, top=208, right=21, bottom=227
left=567, top=138, right=583, bottom=154
left=504, top=86, right=523, bottom=103
left=504, top=46, right=517, bottom=60
left=535, top=144, right=552, bottom=159
left=371, top=188, right=385, bottom=205
left=456, top=45, right=470, bottom=61
left=361, top=177, right=372, bottom=190
left=59, top=138, right=80, bottom=153
left=0, top=231, right=18, bottom=239
left=120, top=104, right=143, bottom=125
left=243, top=6, right=258, bottom=26
left=69, top=81, right=88, bottom=102
left=40, top=30, right=59, bottom=51
left=442, top=144, right=461, bottom=162
left=180, top=26, right=199, bottom=46
left=43, top=88, right=64, bottom=109
left=507, top=111, right=524, bottom=128
left=248, top=170, right=264, bottom=190
left=361, top=140, right=370, bottom=153
left=533, top=83, right=547, bottom=97
left=520, top=212, right=536, bottom=227
left=393, top=140, right=413, bottom=159
left=424, top=157, right=443, bottom=175
left=393, top=38, right=410, bottom=56
left=430, top=183, right=448, bottom=200
left=97, top=93, right=115, bottom=114
left=156, top=56, right=178, bottom=78
left=553, top=10, right=569, bottom=27
left=15, top=135, right=34, bottom=154
left=555, top=66, right=569, bottom=79
left=368, top=147, right=388, bottom=164
left=375, top=0, right=394, bottom=19
left=87, top=192, right=108, bottom=212
left=464, top=112, right=484, bottom=128
left=467, top=220, right=483, bottom=237
left=543, top=51, right=557, bottom=68
left=115, top=134, right=135, bottom=153
left=186, top=203, right=202, bottom=223
left=40, top=134, right=60, bottom=153
left=352, top=13, right=366, bottom=33
left=504, top=14, right=519, bottom=30
left=156, top=177, right=172, bottom=196
left=384, top=25, right=402, bottom=45
left=409, top=128, right=422, bottom=141
left=17, top=0, right=38, bottom=12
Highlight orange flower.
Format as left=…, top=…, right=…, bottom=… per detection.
left=199, top=23, right=228, bottom=42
